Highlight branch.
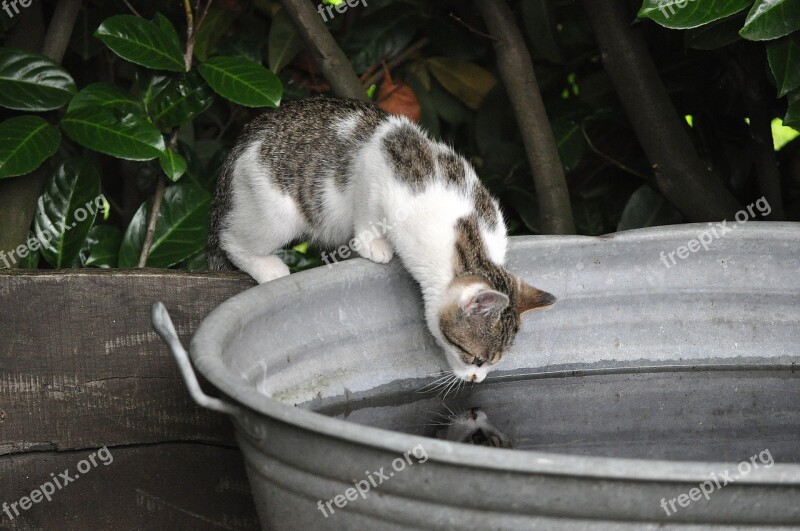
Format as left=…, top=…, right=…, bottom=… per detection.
left=122, top=0, right=142, bottom=17
left=738, top=50, right=784, bottom=220
left=137, top=175, right=167, bottom=268
left=139, top=1, right=205, bottom=267
left=580, top=0, right=742, bottom=221
left=581, top=121, right=653, bottom=183
left=361, top=38, right=429, bottom=88
left=279, top=0, right=367, bottom=101
left=476, top=0, right=575, bottom=235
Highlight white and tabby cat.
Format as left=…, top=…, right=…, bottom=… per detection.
left=208, top=97, right=556, bottom=382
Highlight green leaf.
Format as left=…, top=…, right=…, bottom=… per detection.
left=75, top=225, right=122, bottom=268
left=159, top=147, right=188, bottom=182
left=0, top=116, right=60, bottom=179
left=0, top=48, right=76, bottom=111
left=180, top=249, right=208, bottom=271
left=685, top=12, right=747, bottom=49
left=785, top=90, right=800, bottom=130
left=551, top=118, right=586, bottom=172
left=772, top=116, right=800, bottom=149
left=740, top=0, right=800, bottom=40
left=507, top=186, right=540, bottom=234
left=62, top=107, right=166, bottom=161
left=17, top=232, right=40, bottom=269
left=33, top=157, right=102, bottom=269
left=428, top=76, right=472, bottom=124
left=217, top=20, right=268, bottom=63
left=425, top=57, right=496, bottom=110
left=193, top=8, right=235, bottom=62
left=406, top=74, right=441, bottom=138
left=148, top=71, right=215, bottom=129
left=119, top=184, right=211, bottom=268
left=68, top=82, right=142, bottom=113
left=275, top=248, right=321, bottom=273
left=617, top=184, right=682, bottom=231
left=268, top=9, right=303, bottom=73
left=95, top=14, right=185, bottom=72
left=638, top=0, right=751, bottom=29
left=198, top=56, right=282, bottom=107
left=767, top=33, right=800, bottom=97
left=343, top=4, right=420, bottom=73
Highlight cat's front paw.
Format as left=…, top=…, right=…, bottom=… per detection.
left=358, top=238, right=394, bottom=264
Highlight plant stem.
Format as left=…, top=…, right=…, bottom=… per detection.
left=137, top=175, right=167, bottom=268
left=279, top=0, right=367, bottom=101
left=581, top=0, right=742, bottom=221
left=477, top=0, right=575, bottom=234
left=739, top=49, right=784, bottom=219
left=361, top=38, right=429, bottom=88
left=42, top=0, right=82, bottom=63
left=138, top=1, right=204, bottom=267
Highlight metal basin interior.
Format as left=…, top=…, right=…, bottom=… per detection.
left=189, top=223, right=800, bottom=529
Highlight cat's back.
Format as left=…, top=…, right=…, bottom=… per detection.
left=245, top=97, right=387, bottom=157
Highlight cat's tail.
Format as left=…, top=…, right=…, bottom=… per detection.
left=207, top=148, right=238, bottom=272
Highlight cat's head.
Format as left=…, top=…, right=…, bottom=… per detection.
left=437, top=274, right=556, bottom=382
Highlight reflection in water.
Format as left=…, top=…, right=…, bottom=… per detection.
left=318, top=369, right=800, bottom=461
left=434, top=407, right=512, bottom=448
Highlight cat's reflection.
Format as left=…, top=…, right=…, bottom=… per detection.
left=434, top=407, right=512, bottom=448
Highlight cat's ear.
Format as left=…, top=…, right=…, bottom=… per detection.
left=516, top=280, right=556, bottom=315
left=462, top=289, right=509, bottom=316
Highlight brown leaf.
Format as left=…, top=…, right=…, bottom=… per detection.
left=377, top=68, right=421, bottom=122
left=425, top=57, right=496, bottom=110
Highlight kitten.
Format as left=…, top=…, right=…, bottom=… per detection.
left=437, top=408, right=512, bottom=448
left=208, top=97, right=556, bottom=382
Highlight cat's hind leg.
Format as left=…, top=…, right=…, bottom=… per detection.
left=226, top=249, right=290, bottom=284
left=220, top=168, right=306, bottom=284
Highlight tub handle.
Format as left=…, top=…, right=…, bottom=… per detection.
left=151, top=302, right=241, bottom=417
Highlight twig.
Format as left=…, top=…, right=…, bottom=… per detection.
left=580, top=0, right=741, bottom=221
left=138, top=4, right=199, bottom=267
left=580, top=121, right=652, bottom=182
left=122, top=0, right=142, bottom=17
left=737, top=50, right=784, bottom=219
left=196, top=0, right=214, bottom=31
left=183, top=0, right=195, bottom=71
left=215, top=104, right=237, bottom=141
left=137, top=175, right=166, bottom=267
left=362, top=38, right=429, bottom=88
left=279, top=0, right=367, bottom=100
left=449, top=12, right=498, bottom=42
left=476, top=0, right=575, bottom=234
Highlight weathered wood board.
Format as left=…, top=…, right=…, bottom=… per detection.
left=0, top=270, right=259, bottom=530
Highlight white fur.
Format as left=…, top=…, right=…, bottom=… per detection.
left=219, top=116, right=508, bottom=377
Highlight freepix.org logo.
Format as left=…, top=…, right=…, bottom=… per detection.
left=2, top=0, right=33, bottom=19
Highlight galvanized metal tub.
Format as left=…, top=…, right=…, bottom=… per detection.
left=154, top=222, right=800, bottom=529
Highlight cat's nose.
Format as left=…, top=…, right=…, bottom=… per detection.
left=473, top=359, right=484, bottom=367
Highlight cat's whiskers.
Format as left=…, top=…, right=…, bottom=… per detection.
left=416, top=371, right=453, bottom=393
left=424, top=378, right=455, bottom=395
left=441, top=373, right=462, bottom=400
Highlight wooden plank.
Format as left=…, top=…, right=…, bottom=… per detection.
left=0, top=270, right=255, bottom=454
left=0, top=444, right=260, bottom=530
left=0, top=270, right=260, bottom=529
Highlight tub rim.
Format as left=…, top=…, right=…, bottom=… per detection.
left=191, top=223, right=800, bottom=485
